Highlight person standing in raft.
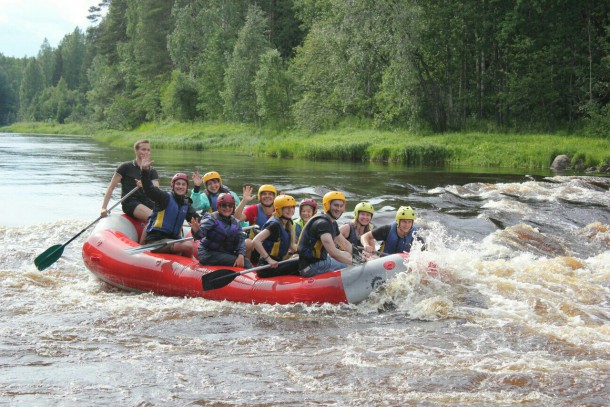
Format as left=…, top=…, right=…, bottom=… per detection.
left=295, top=198, right=317, bottom=240
left=360, top=206, right=424, bottom=255
left=339, top=201, right=374, bottom=247
left=235, top=184, right=278, bottom=260
left=140, top=158, right=200, bottom=258
left=190, top=170, right=241, bottom=213
left=252, top=194, right=299, bottom=277
left=193, top=193, right=252, bottom=269
left=297, top=191, right=355, bottom=277
left=100, top=139, right=159, bottom=221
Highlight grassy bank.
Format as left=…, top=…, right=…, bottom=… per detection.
left=3, top=121, right=609, bottom=169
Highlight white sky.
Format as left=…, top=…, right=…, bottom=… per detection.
left=0, top=0, right=97, bottom=58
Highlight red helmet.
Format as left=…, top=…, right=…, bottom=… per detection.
left=217, top=192, right=236, bottom=206
left=171, top=173, right=189, bottom=189
left=299, top=198, right=317, bottom=212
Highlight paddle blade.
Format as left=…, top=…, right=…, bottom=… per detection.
left=202, top=269, right=239, bottom=291
left=34, top=244, right=65, bottom=271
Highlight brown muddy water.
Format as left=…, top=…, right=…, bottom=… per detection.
left=1, top=133, right=609, bottom=405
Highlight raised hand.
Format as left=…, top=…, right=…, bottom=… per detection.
left=140, top=157, right=153, bottom=171
left=242, top=185, right=255, bottom=203
left=192, top=172, right=203, bottom=187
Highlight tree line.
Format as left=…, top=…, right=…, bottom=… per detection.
left=0, top=0, right=608, bottom=135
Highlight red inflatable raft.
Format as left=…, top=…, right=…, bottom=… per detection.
left=82, top=214, right=413, bottom=305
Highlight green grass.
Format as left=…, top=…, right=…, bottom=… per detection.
left=2, top=121, right=609, bottom=169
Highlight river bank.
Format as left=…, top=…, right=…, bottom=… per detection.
left=3, top=121, right=609, bottom=170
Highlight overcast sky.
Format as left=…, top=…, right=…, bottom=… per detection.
left=0, top=0, right=96, bottom=58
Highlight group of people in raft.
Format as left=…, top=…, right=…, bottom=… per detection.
left=101, top=140, right=423, bottom=278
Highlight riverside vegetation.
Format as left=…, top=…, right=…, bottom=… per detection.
left=3, top=121, right=610, bottom=171
left=1, top=2, right=608, bottom=172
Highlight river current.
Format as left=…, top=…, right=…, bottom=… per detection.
left=1, top=133, right=609, bottom=405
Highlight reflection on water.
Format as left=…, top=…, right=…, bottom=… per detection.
left=1, top=133, right=609, bottom=405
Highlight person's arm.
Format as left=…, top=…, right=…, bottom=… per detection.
left=339, top=223, right=350, bottom=239
left=100, top=172, right=122, bottom=217
left=192, top=213, right=213, bottom=240
left=252, top=228, right=277, bottom=266
left=334, top=231, right=353, bottom=258
left=140, top=158, right=168, bottom=207
left=185, top=205, right=200, bottom=224
left=414, top=230, right=425, bottom=251
left=234, top=185, right=254, bottom=222
left=360, top=230, right=376, bottom=253
left=320, top=233, right=352, bottom=265
left=189, top=172, right=209, bottom=211
left=149, top=167, right=160, bottom=187
left=190, top=190, right=210, bottom=212
left=230, top=191, right=241, bottom=206
left=233, top=223, right=247, bottom=267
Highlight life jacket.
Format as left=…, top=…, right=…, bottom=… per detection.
left=295, top=218, right=305, bottom=240
left=248, top=204, right=271, bottom=239
left=207, top=186, right=232, bottom=212
left=381, top=223, right=417, bottom=254
left=146, top=193, right=189, bottom=239
left=261, top=217, right=291, bottom=260
left=200, top=213, right=242, bottom=254
left=255, top=204, right=270, bottom=229
left=297, top=213, right=336, bottom=266
left=346, top=223, right=360, bottom=246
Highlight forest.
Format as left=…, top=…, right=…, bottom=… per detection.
left=0, top=0, right=608, bottom=136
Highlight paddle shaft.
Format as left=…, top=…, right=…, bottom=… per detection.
left=202, top=258, right=297, bottom=291
left=35, top=186, right=140, bottom=270
left=355, top=244, right=388, bottom=257
left=66, top=186, right=140, bottom=246
left=126, top=225, right=258, bottom=254
left=125, top=236, right=194, bottom=254
left=233, top=258, right=295, bottom=278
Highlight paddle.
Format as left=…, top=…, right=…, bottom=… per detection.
left=34, top=186, right=140, bottom=271
left=124, top=237, right=193, bottom=254
left=124, top=225, right=259, bottom=255
left=354, top=245, right=388, bottom=257
left=202, top=259, right=296, bottom=291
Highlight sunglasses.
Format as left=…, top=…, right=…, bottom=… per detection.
left=218, top=203, right=235, bottom=209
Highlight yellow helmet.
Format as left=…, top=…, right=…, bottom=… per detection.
left=203, top=171, right=222, bottom=186
left=396, top=206, right=415, bottom=222
left=354, top=202, right=374, bottom=219
left=274, top=194, right=296, bottom=217
left=258, top=184, right=277, bottom=200
left=323, top=191, right=346, bottom=212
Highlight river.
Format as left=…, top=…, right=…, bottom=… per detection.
left=1, top=133, right=609, bottom=405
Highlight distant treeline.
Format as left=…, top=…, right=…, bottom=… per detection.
left=0, top=0, right=608, bottom=135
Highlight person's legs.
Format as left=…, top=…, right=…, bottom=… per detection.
left=171, top=241, right=194, bottom=258
left=133, top=204, right=153, bottom=222
left=122, top=200, right=153, bottom=243
left=245, top=238, right=254, bottom=260
left=300, top=257, right=347, bottom=277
